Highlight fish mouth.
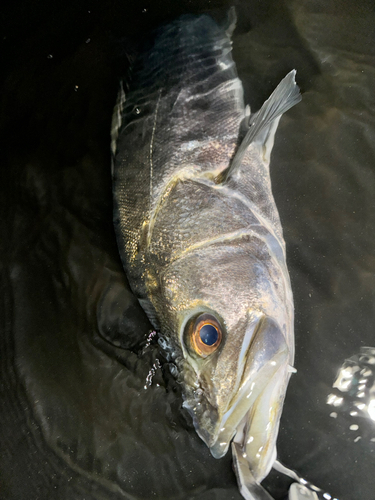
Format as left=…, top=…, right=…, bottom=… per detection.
left=195, top=314, right=290, bottom=482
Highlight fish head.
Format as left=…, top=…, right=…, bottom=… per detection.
left=155, top=234, right=294, bottom=482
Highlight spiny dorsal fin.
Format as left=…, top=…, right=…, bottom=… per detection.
left=111, top=81, right=126, bottom=159
left=215, top=70, right=301, bottom=184
left=225, top=6, right=237, bottom=37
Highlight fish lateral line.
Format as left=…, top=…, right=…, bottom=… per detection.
left=215, top=70, right=301, bottom=184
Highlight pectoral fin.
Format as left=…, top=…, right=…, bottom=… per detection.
left=215, top=70, right=301, bottom=184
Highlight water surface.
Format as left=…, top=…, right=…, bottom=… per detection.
left=1, top=1, right=375, bottom=499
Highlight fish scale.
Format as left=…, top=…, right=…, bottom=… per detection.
left=114, top=15, right=243, bottom=272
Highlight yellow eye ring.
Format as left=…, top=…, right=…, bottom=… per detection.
left=190, top=313, right=222, bottom=357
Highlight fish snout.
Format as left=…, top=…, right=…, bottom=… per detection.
left=182, top=313, right=290, bottom=483
left=209, top=316, right=290, bottom=482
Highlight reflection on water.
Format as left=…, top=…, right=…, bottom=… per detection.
left=327, top=347, right=375, bottom=441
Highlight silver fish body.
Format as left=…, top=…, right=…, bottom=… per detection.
left=112, top=11, right=299, bottom=498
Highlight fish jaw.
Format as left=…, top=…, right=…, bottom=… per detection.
left=183, top=314, right=290, bottom=483
left=232, top=356, right=290, bottom=483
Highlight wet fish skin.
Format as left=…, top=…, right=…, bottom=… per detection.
left=112, top=10, right=299, bottom=498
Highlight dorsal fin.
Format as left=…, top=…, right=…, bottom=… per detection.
left=111, top=81, right=126, bottom=158
left=224, top=6, right=237, bottom=37
left=215, top=70, right=301, bottom=184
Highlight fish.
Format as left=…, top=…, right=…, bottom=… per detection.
left=111, top=8, right=300, bottom=500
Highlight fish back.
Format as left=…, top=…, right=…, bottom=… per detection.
left=113, top=13, right=245, bottom=297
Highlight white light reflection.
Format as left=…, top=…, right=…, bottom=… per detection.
left=327, top=393, right=343, bottom=407
left=327, top=347, right=375, bottom=440
left=355, top=402, right=366, bottom=410
left=368, top=399, right=375, bottom=421
left=333, top=367, right=355, bottom=392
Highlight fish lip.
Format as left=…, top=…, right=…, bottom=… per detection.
left=208, top=371, right=260, bottom=458
left=207, top=316, right=289, bottom=461
left=208, top=352, right=288, bottom=463
left=225, top=311, right=264, bottom=411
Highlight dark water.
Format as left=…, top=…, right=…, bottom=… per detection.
left=1, top=1, right=375, bottom=499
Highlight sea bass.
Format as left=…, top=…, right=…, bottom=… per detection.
left=112, top=10, right=300, bottom=499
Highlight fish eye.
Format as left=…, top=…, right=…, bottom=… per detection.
left=189, top=313, right=222, bottom=357
left=199, top=324, right=218, bottom=346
